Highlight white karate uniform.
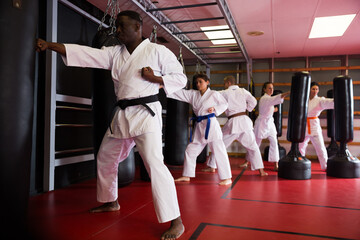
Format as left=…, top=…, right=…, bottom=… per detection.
left=207, top=86, right=264, bottom=171
left=254, top=93, right=284, bottom=163
left=168, top=88, right=232, bottom=180
left=299, top=95, right=334, bottom=169
left=62, top=39, right=187, bottom=223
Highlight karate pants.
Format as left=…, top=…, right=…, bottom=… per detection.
left=96, top=131, right=180, bottom=223
left=183, top=139, right=232, bottom=180
left=208, top=131, right=264, bottom=171
left=256, top=134, right=279, bottom=163
left=299, top=134, right=328, bottom=170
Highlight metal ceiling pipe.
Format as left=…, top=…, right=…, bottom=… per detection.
left=173, top=28, right=230, bottom=35
left=161, top=17, right=224, bottom=25
left=191, top=45, right=238, bottom=49
left=216, top=0, right=249, bottom=63
left=147, top=2, right=218, bottom=12
left=183, top=37, right=235, bottom=43
left=130, top=0, right=209, bottom=67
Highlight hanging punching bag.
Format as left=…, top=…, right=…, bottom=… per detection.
left=0, top=1, right=38, bottom=238
left=326, top=89, right=338, bottom=158
left=278, top=72, right=311, bottom=180
left=327, top=76, right=360, bottom=178
left=164, top=43, right=189, bottom=166
left=164, top=97, right=189, bottom=165
left=92, top=27, right=135, bottom=187
left=264, top=90, right=286, bottom=161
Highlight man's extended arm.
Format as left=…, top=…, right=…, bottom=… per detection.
left=35, top=38, right=66, bottom=56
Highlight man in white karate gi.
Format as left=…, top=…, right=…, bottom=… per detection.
left=203, top=76, right=268, bottom=176
left=36, top=10, right=186, bottom=240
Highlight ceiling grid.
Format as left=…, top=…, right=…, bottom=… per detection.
left=131, top=0, right=248, bottom=65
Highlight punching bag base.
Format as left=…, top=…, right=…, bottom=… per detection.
left=278, top=156, right=311, bottom=180
left=264, top=145, right=286, bottom=161
left=327, top=156, right=360, bottom=178
left=326, top=140, right=339, bottom=159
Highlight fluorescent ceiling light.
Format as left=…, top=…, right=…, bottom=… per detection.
left=309, top=14, right=356, bottom=39
left=201, top=25, right=236, bottom=45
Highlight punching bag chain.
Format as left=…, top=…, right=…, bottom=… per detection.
left=149, top=25, right=157, bottom=43
left=177, top=46, right=186, bottom=74
left=99, top=0, right=121, bottom=34
left=195, top=60, right=202, bottom=74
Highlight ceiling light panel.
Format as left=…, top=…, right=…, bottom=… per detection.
left=201, top=25, right=236, bottom=44
left=309, top=14, right=356, bottom=39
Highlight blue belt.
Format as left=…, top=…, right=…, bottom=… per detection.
left=189, top=113, right=216, bottom=142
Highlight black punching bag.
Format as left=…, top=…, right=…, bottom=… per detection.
left=327, top=76, right=360, bottom=178
left=264, top=90, right=286, bottom=161
left=326, top=89, right=338, bottom=158
left=0, top=1, right=37, bottom=239
left=92, top=28, right=135, bottom=187
left=278, top=72, right=311, bottom=180
left=164, top=96, right=189, bottom=165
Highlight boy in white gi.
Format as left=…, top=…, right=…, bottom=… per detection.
left=254, top=82, right=289, bottom=171
left=299, top=82, right=334, bottom=170
left=203, top=76, right=268, bottom=176
left=36, top=10, right=186, bottom=240
left=168, top=73, right=232, bottom=185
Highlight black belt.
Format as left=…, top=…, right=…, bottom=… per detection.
left=109, top=94, right=159, bottom=133
left=117, top=94, right=159, bottom=116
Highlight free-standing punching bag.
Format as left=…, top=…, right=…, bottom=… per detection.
left=278, top=72, right=311, bottom=180
left=264, top=90, right=286, bottom=161
left=326, top=89, right=338, bottom=158
left=327, top=76, right=360, bottom=178
left=92, top=28, right=135, bottom=187
left=0, top=1, right=38, bottom=238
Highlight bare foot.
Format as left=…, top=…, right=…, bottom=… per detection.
left=259, top=168, right=268, bottom=176
left=239, top=161, right=248, bottom=168
left=218, top=178, right=232, bottom=186
left=174, top=176, right=190, bottom=182
left=161, top=217, right=185, bottom=240
left=274, top=162, right=279, bottom=171
left=89, top=200, right=120, bottom=213
left=201, top=167, right=215, bottom=173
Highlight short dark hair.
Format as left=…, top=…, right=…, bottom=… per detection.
left=311, top=82, right=319, bottom=88
left=193, top=73, right=210, bottom=82
left=116, top=10, right=143, bottom=25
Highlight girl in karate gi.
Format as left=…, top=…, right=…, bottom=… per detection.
left=299, top=82, right=334, bottom=170
left=168, top=73, right=232, bottom=185
left=253, top=82, right=289, bottom=171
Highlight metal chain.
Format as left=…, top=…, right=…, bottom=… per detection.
left=195, top=60, right=202, bottom=74
left=98, top=0, right=120, bottom=34
left=149, top=25, right=157, bottom=43
left=178, top=46, right=186, bottom=74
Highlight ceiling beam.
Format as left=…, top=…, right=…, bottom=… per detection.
left=130, top=0, right=210, bottom=67
left=147, top=2, right=218, bottom=12
left=191, top=44, right=238, bottom=49
left=173, top=28, right=230, bottom=35
left=216, top=0, right=250, bottom=63
left=183, top=37, right=235, bottom=43
left=161, top=17, right=224, bottom=25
